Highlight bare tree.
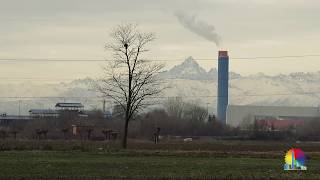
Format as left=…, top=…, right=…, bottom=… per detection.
left=96, top=24, right=165, bottom=148
left=184, top=102, right=208, bottom=122
left=165, top=98, right=207, bottom=122
left=165, top=97, right=185, bottom=119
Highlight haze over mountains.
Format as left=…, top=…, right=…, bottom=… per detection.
left=1, top=57, right=320, bottom=115
left=161, top=56, right=242, bottom=80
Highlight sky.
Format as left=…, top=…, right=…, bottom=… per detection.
left=1, top=0, right=320, bottom=82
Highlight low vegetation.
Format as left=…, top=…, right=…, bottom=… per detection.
left=1, top=99, right=320, bottom=179
left=0, top=140, right=319, bottom=179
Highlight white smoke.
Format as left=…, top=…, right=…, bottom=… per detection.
left=174, top=11, right=222, bottom=47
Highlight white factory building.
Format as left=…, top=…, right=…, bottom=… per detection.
left=226, top=105, right=320, bottom=127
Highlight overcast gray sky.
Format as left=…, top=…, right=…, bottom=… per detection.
left=1, top=0, right=320, bottom=82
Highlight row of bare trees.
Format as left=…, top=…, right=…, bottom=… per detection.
left=166, top=97, right=208, bottom=122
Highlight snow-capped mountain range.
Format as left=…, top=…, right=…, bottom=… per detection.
left=160, top=56, right=241, bottom=80
left=1, top=56, right=320, bottom=115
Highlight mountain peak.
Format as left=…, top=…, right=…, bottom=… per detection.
left=185, top=56, right=195, bottom=61
left=160, top=56, right=207, bottom=80
left=161, top=56, right=242, bottom=80
left=182, top=56, right=199, bottom=67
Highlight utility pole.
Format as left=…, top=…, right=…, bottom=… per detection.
left=206, top=102, right=210, bottom=121
left=18, top=100, right=21, bottom=117
left=103, top=99, right=106, bottom=112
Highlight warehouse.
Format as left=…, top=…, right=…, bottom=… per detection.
left=226, top=105, right=320, bottom=127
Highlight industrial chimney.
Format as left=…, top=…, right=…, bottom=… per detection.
left=217, top=51, right=229, bottom=124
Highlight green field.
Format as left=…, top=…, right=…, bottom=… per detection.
left=0, top=140, right=319, bottom=179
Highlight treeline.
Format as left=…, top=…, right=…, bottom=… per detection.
left=0, top=98, right=238, bottom=140
left=239, top=118, right=320, bottom=141
left=2, top=97, right=320, bottom=141
left=130, top=98, right=237, bottom=138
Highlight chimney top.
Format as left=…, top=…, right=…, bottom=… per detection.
left=218, top=51, right=228, bottom=57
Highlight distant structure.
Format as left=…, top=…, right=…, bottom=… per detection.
left=55, top=102, right=85, bottom=119
left=217, top=51, right=229, bottom=124
left=103, top=111, right=112, bottom=119
left=29, top=109, right=59, bottom=118
left=227, top=105, right=320, bottom=127
left=55, top=102, right=84, bottom=111
left=256, top=119, right=305, bottom=131
left=1, top=102, right=112, bottom=127
left=0, top=115, right=30, bottom=126
left=28, top=103, right=85, bottom=119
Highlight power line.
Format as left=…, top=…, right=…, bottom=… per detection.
left=232, top=54, right=320, bottom=60
left=0, top=77, right=77, bottom=81
left=0, top=91, right=319, bottom=100
left=0, top=77, right=200, bottom=82
left=0, top=54, right=320, bottom=62
left=0, top=58, right=108, bottom=62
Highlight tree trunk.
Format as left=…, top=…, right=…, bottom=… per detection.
left=122, top=55, right=132, bottom=149
left=122, top=118, right=129, bottom=149
left=87, top=130, right=92, bottom=140
left=64, top=132, right=67, bottom=140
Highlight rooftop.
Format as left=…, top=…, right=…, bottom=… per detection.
left=0, top=116, right=31, bottom=120
left=55, top=103, right=84, bottom=108
left=258, top=119, right=305, bottom=129
left=29, top=109, right=58, bottom=114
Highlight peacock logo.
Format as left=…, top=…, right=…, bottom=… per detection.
left=284, top=148, right=307, bottom=170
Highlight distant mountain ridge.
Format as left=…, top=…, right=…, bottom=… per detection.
left=160, top=56, right=241, bottom=80
left=1, top=56, right=320, bottom=115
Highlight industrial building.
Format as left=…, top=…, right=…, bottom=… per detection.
left=226, top=105, right=320, bottom=127
left=55, top=102, right=84, bottom=111
left=0, top=115, right=31, bottom=125
left=28, top=103, right=85, bottom=118
left=213, top=50, right=319, bottom=129
left=29, top=109, right=59, bottom=118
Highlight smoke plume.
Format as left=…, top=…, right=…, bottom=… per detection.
left=174, top=11, right=222, bottom=47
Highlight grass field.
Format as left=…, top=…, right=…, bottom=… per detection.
left=0, top=140, right=319, bottom=179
